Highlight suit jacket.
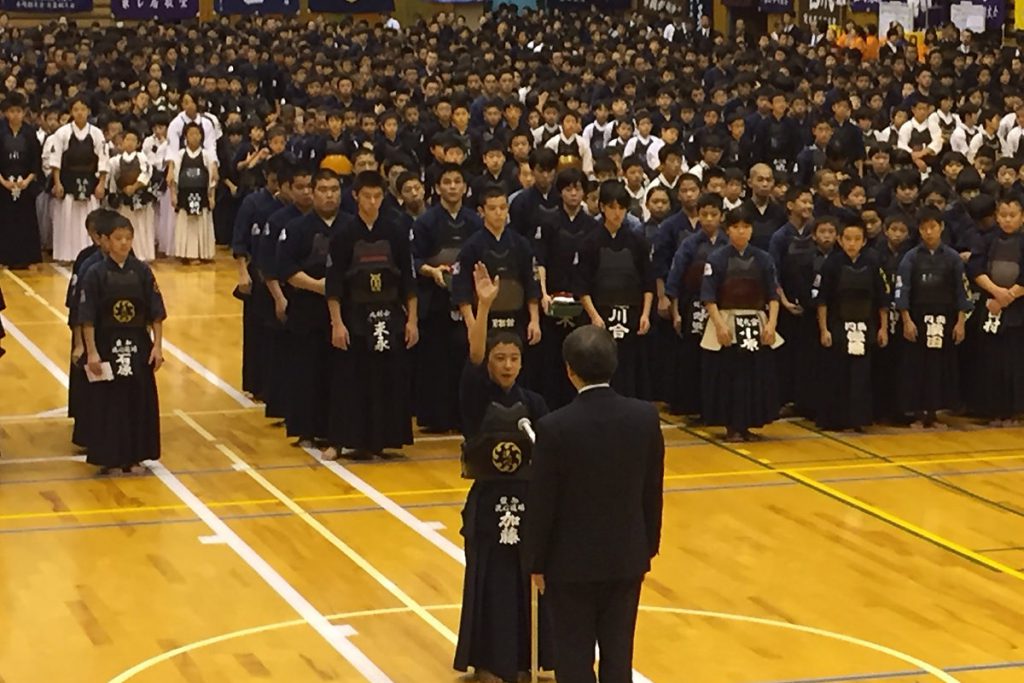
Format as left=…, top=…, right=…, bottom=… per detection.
left=524, top=386, right=664, bottom=583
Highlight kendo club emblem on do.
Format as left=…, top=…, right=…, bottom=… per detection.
left=369, top=272, right=382, bottom=293
left=491, top=441, right=523, bottom=473
left=112, top=300, right=136, bottom=324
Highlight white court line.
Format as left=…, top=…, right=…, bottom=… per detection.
left=147, top=461, right=393, bottom=683
left=0, top=455, right=86, bottom=466
left=3, top=303, right=392, bottom=683
left=306, top=446, right=467, bottom=564
left=45, top=264, right=655, bottom=682
left=1, top=314, right=69, bottom=388
left=34, top=406, right=69, bottom=418
left=182, top=424, right=459, bottom=645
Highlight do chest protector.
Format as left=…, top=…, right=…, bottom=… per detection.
left=100, top=268, right=146, bottom=329
left=461, top=402, right=532, bottom=481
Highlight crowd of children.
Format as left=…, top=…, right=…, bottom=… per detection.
left=5, top=8, right=1024, bottom=681
left=0, top=10, right=1022, bottom=447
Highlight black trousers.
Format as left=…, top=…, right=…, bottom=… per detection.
left=547, top=577, right=643, bottom=683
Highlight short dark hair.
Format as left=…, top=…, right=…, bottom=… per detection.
left=314, top=168, right=341, bottom=188
left=86, top=208, right=121, bottom=236
left=396, top=171, right=422, bottom=193
left=563, top=326, right=618, bottom=384
left=556, top=167, right=585, bottom=191
left=486, top=330, right=524, bottom=358
left=598, top=180, right=630, bottom=208
left=478, top=184, right=508, bottom=206
left=353, top=170, right=384, bottom=193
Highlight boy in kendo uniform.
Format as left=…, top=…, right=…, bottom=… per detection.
left=966, top=195, right=1024, bottom=425
left=412, top=163, right=483, bottom=433
left=666, top=192, right=727, bottom=417
left=325, top=171, right=419, bottom=460
left=452, top=188, right=542, bottom=344
left=814, top=223, right=890, bottom=431
left=894, top=207, right=972, bottom=429
left=573, top=180, right=654, bottom=398
left=454, top=263, right=554, bottom=683
left=67, top=209, right=116, bottom=450
left=534, top=168, right=600, bottom=409
left=79, top=214, right=166, bottom=474
left=700, top=206, right=782, bottom=441
left=231, top=156, right=287, bottom=400
left=768, top=186, right=815, bottom=410
left=871, top=214, right=911, bottom=423
left=276, top=169, right=347, bottom=448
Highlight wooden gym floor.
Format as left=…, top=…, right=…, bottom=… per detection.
left=1, top=252, right=1024, bottom=683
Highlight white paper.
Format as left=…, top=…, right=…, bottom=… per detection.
left=86, top=361, right=114, bottom=383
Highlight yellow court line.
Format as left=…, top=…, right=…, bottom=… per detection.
left=787, top=470, right=1024, bottom=582
left=107, top=603, right=959, bottom=683
left=663, top=452, right=1024, bottom=481
left=0, top=406, right=266, bottom=423
left=4, top=452, right=1024, bottom=524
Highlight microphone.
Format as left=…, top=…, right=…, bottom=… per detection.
left=518, top=417, right=536, bottom=444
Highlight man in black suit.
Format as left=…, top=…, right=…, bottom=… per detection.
left=523, top=326, right=665, bottom=683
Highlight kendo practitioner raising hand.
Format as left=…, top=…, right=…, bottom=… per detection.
left=325, top=171, right=419, bottom=460
left=454, top=262, right=554, bottom=683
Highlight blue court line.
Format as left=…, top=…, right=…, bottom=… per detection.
left=753, top=658, right=1024, bottom=683
left=5, top=463, right=1024, bottom=537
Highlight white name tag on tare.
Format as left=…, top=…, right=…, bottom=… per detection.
left=85, top=362, right=114, bottom=383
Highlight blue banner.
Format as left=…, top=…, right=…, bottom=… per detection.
left=112, top=0, right=197, bottom=18
left=549, top=0, right=630, bottom=10
left=307, top=0, right=393, bottom=11
left=985, top=0, right=1004, bottom=28
left=4, top=0, right=90, bottom=11
left=759, top=0, right=792, bottom=12
left=216, top=0, right=296, bottom=14
left=850, top=0, right=878, bottom=11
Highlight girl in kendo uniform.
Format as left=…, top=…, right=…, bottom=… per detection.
left=814, top=223, right=889, bottom=431
left=700, top=206, right=782, bottom=441
left=168, top=122, right=218, bottom=262
left=966, top=195, right=1024, bottom=425
left=107, top=129, right=156, bottom=261
left=49, top=97, right=108, bottom=263
left=0, top=93, right=43, bottom=268
left=454, top=262, right=554, bottom=683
